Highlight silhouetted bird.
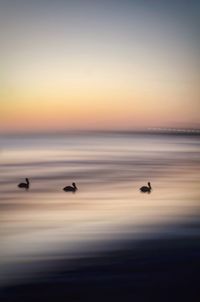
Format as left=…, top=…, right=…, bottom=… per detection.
left=18, top=178, right=30, bottom=190
left=140, top=182, right=151, bottom=193
left=63, top=182, right=78, bottom=192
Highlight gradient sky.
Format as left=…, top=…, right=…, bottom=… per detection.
left=1, top=0, right=200, bottom=133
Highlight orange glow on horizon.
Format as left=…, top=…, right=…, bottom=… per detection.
left=1, top=1, right=199, bottom=133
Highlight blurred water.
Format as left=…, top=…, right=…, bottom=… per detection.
left=0, top=132, right=200, bottom=285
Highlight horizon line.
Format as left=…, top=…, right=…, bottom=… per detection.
left=1, top=127, right=200, bottom=136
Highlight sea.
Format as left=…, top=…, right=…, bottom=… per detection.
left=0, top=131, right=200, bottom=285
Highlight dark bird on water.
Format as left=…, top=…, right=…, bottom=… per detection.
left=18, top=178, right=30, bottom=190
left=140, top=182, right=151, bottom=193
left=63, top=182, right=78, bottom=192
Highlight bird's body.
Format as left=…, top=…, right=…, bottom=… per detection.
left=140, top=182, right=151, bottom=193
left=63, top=182, right=77, bottom=192
left=18, top=178, right=29, bottom=190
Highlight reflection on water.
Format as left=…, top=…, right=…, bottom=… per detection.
left=0, top=132, right=200, bottom=285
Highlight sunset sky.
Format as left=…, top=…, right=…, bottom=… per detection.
left=1, top=0, right=200, bottom=133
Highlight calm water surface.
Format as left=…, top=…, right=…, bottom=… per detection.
left=0, top=132, right=200, bottom=285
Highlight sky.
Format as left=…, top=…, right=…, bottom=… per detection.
left=1, top=0, right=200, bottom=133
